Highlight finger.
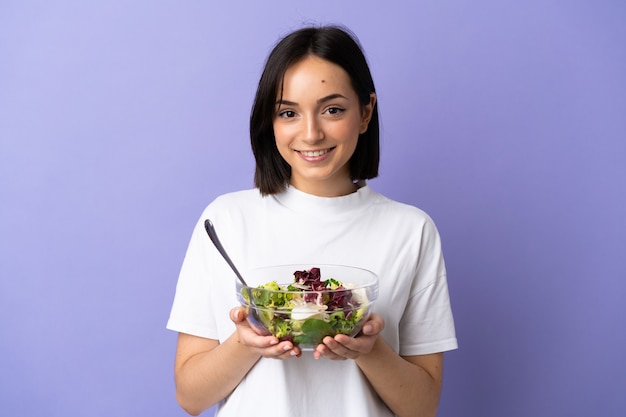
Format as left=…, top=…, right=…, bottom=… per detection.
left=362, top=323, right=375, bottom=335
left=263, top=342, right=300, bottom=359
left=230, top=306, right=247, bottom=323
left=313, top=344, right=327, bottom=360
left=362, top=314, right=384, bottom=335
left=314, top=341, right=339, bottom=360
left=281, top=345, right=301, bottom=358
left=334, top=333, right=358, bottom=347
left=240, top=332, right=279, bottom=347
left=322, top=336, right=352, bottom=360
left=315, top=349, right=342, bottom=361
left=335, top=333, right=377, bottom=356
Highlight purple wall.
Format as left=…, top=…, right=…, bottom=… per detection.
left=1, top=1, right=624, bottom=416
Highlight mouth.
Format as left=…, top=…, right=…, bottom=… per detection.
left=297, top=147, right=334, bottom=157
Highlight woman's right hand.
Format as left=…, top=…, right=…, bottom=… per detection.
left=229, top=306, right=301, bottom=359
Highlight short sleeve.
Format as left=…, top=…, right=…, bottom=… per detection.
left=398, top=218, right=458, bottom=356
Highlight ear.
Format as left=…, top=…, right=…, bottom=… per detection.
left=359, top=93, right=377, bottom=134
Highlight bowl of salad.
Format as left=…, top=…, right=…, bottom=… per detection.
left=237, top=264, right=378, bottom=350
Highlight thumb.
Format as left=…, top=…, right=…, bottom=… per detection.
left=362, top=314, right=384, bottom=335
left=230, top=306, right=247, bottom=323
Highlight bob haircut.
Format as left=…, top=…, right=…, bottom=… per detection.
left=250, top=25, right=380, bottom=195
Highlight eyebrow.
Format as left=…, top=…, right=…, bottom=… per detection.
left=276, top=93, right=349, bottom=106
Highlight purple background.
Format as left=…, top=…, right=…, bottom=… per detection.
left=1, top=1, right=625, bottom=416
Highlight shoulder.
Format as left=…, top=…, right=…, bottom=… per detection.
left=368, top=188, right=437, bottom=227
left=196, top=188, right=272, bottom=230
left=200, top=188, right=265, bottom=213
left=363, top=188, right=443, bottom=248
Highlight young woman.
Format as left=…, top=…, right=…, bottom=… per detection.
left=167, top=25, right=457, bottom=417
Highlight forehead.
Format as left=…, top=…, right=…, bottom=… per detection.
left=279, top=55, right=354, bottom=97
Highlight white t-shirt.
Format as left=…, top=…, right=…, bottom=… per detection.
left=167, top=184, right=457, bottom=417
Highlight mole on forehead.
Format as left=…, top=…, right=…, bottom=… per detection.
left=321, top=79, right=326, bottom=83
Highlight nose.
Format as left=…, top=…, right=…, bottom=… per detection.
left=303, top=115, right=323, bottom=143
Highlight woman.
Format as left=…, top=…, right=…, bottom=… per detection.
left=167, top=25, right=457, bottom=417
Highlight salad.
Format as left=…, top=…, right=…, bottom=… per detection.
left=242, top=267, right=371, bottom=347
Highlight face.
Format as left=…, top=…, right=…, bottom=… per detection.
left=273, top=55, right=376, bottom=197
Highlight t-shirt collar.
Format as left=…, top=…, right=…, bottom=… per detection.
left=272, top=180, right=373, bottom=218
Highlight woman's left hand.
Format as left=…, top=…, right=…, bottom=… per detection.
left=313, top=313, right=385, bottom=360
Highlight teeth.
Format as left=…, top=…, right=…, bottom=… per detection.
left=301, top=149, right=328, bottom=157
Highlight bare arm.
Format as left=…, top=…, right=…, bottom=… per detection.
left=173, top=307, right=301, bottom=416
left=357, top=343, right=442, bottom=417
left=314, top=314, right=443, bottom=417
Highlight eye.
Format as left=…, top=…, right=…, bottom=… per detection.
left=325, top=106, right=345, bottom=116
left=278, top=110, right=297, bottom=119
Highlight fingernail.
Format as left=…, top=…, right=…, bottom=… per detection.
left=363, top=325, right=372, bottom=334
left=269, top=339, right=278, bottom=345
left=283, top=345, right=292, bottom=351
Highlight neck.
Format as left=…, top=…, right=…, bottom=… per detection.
left=289, top=179, right=358, bottom=197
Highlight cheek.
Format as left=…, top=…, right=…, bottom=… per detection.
left=273, top=123, right=292, bottom=144
left=333, top=119, right=362, bottom=143
left=272, top=127, right=292, bottom=160
left=272, top=126, right=286, bottom=147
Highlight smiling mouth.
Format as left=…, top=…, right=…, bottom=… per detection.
left=298, top=148, right=334, bottom=157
